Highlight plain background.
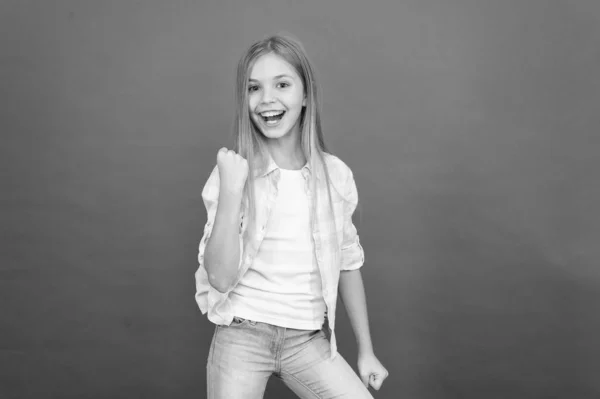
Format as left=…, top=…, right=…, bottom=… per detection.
left=2, top=1, right=599, bottom=398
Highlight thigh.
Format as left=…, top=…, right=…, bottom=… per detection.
left=279, top=330, right=373, bottom=399
left=207, top=321, right=274, bottom=399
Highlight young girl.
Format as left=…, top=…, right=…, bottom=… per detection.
left=195, top=34, right=388, bottom=399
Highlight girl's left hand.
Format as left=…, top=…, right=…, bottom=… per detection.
left=357, top=352, right=389, bottom=391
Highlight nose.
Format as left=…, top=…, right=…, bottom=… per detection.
left=261, top=87, right=276, bottom=104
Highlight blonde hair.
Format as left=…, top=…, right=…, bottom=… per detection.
left=233, top=33, right=339, bottom=260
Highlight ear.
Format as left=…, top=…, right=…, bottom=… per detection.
left=302, top=95, right=307, bottom=107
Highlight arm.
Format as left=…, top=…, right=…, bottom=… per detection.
left=201, top=148, right=248, bottom=293
left=338, top=170, right=388, bottom=390
left=204, top=189, right=244, bottom=293
left=339, top=269, right=388, bottom=390
left=338, top=171, right=371, bottom=353
left=339, top=269, right=373, bottom=355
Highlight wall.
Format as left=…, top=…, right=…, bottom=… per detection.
left=2, top=0, right=599, bottom=398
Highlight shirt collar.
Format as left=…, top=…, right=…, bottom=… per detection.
left=254, top=154, right=315, bottom=180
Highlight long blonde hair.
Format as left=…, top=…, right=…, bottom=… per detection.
left=233, top=33, right=340, bottom=260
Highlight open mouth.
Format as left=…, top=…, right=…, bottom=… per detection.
left=259, top=110, right=286, bottom=126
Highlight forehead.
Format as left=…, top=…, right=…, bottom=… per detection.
left=249, top=53, right=300, bottom=81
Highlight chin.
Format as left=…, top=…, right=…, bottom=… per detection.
left=255, top=123, right=293, bottom=140
left=261, top=129, right=289, bottom=140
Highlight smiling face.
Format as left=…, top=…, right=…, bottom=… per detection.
left=247, top=53, right=306, bottom=141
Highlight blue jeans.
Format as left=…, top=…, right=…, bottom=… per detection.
left=207, top=317, right=374, bottom=399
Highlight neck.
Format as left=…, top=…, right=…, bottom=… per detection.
left=265, top=128, right=306, bottom=170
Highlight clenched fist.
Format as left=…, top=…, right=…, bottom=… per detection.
left=217, top=147, right=248, bottom=196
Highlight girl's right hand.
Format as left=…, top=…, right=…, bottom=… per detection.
left=216, top=147, right=248, bottom=196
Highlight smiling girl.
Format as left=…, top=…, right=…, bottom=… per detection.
left=195, top=34, right=388, bottom=399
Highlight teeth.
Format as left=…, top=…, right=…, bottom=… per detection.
left=260, top=111, right=284, bottom=117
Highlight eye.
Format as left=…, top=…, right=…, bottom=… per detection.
left=277, top=81, right=290, bottom=89
left=248, top=85, right=259, bottom=93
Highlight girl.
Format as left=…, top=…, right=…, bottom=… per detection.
left=195, top=34, right=388, bottom=399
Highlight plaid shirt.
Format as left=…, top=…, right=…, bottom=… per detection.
left=195, top=153, right=364, bottom=359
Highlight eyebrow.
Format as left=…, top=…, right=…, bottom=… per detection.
left=249, top=74, right=293, bottom=82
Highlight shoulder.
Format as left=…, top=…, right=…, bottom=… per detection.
left=322, top=152, right=358, bottom=201
left=322, top=152, right=354, bottom=181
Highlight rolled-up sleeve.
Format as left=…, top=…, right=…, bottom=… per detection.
left=194, top=165, right=244, bottom=315
left=340, top=171, right=365, bottom=271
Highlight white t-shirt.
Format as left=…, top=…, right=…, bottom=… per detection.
left=229, top=168, right=326, bottom=330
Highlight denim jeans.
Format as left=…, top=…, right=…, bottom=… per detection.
left=207, top=317, right=374, bottom=399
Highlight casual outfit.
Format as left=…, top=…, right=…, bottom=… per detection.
left=195, top=153, right=371, bottom=398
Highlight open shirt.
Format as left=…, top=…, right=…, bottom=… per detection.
left=195, top=153, right=364, bottom=359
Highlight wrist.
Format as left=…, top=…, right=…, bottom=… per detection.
left=357, top=342, right=374, bottom=357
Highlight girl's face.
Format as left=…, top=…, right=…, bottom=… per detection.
left=247, top=53, right=306, bottom=141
